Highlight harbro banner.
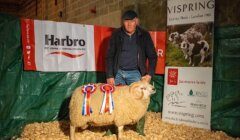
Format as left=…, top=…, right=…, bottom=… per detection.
left=21, top=19, right=165, bottom=74
left=163, top=0, right=214, bottom=129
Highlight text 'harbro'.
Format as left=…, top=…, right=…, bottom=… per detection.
left=45, top=34, right=86, bottom=46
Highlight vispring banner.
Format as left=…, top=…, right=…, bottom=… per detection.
left=21, top=19, right=166, bottom=74
left=163, top=0, right=215, bottom=129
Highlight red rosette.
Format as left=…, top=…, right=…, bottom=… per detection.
left=82, top=84, right=96, bottom=94
left=100, top=83, right=115, bottom=93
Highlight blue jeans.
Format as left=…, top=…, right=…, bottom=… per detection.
left=115, top=69, right=141, bottom=85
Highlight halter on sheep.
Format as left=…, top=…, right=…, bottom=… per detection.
left=69, top=79, right=155, bottom=140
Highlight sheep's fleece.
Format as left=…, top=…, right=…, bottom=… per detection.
left=69, top=80, right=155, bottom=139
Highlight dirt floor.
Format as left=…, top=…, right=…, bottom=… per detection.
left=20, top=112, right=239, bottom=140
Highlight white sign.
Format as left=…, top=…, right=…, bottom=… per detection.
left=162, top=67, right=212, bottom=129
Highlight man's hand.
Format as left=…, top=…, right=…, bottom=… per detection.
left=107, top=78, right=115, bottom=85
left=141, top=75, right=151, bottom=83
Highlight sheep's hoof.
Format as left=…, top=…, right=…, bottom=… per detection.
left=118, top=135, right=123, bottom=140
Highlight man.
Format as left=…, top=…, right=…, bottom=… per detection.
left=105, top=10, right=157, bottom=135
left=106, top=10, right=157, bottom=85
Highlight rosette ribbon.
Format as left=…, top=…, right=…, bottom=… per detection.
left=100, top=84, right=115, bottom=114
left=81, top=84, right=96, bottom=116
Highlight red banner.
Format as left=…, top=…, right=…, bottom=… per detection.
left=94, top=26, right=114, bottom=72
left=150, top=31, right=166, bottom=74
left=21, top=19, right=36, bottom=70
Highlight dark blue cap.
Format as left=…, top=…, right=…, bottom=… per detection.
left=122, top=10, right=138, bottom=20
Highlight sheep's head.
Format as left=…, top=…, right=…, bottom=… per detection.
left=129, top=80, right=156, bottom=100
left=168, top=32, right=179, bottom=42
left=180, top=41, right=189, bottom=49
left=197, top=40, right=209, bottom=50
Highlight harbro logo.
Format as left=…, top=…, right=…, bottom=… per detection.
left=45, top=34, right=86, bottom=46
left=167, top=68, right=178, bottom=85
left=44, top=34, right=86, bottom=58
left=167, top=0, right=214, bottom=14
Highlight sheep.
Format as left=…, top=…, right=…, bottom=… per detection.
left=179, top=28, right=204, bottom=45
left=187, top=40, right=210, bottom=66
left=168, top=30, right=203, bottom=47
left=191, top=23, right=209, bottom=36
left=69, top=80, right=155, bottom=140
left=180, top=40, right=194, bottom=60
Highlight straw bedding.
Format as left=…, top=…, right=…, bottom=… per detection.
left=20, top=112, right=239, bottom=140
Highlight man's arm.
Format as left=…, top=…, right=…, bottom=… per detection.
left=105, top=33, right=116, bottom=84
left=144, top=32, right=157, bottom=81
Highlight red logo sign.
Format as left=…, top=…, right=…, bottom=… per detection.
left=168, top=68, right=178, bottom=85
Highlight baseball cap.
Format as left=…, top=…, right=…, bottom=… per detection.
left=122, top=10, right=138, bottom=20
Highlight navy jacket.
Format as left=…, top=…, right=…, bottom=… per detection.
left=105, top=26, right=157, bottom=78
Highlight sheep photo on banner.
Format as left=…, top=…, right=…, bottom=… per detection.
left=162, top=0, right=215, bottom=129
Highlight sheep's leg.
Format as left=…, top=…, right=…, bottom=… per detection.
left=200, top=55, right=205, bottom=63
left=200, top=48, right=207, bottom=64
left=70, top=124, right=76, bottom=140
left=117, top=126, right=124, bottom=140
left=189, top=56, right=192, bottom=65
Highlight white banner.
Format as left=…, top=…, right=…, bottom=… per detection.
left=34, top=20, right=95, bottom=71
left=162, top=67, right=212, bottom=129
left=163, top=0, right=215, bottom=129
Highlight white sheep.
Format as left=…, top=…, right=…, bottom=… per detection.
left=69, top=80, right=155, bottom=140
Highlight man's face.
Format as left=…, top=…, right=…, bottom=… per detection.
left=123, top=18, right=138, bottom=34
